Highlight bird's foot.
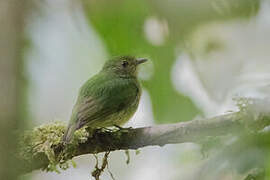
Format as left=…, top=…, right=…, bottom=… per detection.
left=98, top=127, right=114, bottom=133
left=113, top=124, right=133, bottom=132
left=113, top=124, right=124, bottom=130
left=96, top=126, right=133, bottom=133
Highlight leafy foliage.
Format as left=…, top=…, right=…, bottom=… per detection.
left=82, top=0, right=200, bottom=123
left=81, top=0, right=260, bottom=124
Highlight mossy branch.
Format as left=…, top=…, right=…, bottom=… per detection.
left=18, top=98, right=270, bottom=174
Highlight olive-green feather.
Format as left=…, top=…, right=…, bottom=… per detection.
left=63, top=56, right=146, bottom=143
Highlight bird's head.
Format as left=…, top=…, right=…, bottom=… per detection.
left=102, top=56, right=148, bottom=78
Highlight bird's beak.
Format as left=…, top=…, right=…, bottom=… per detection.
left=136, top=58, right=148, bottom=65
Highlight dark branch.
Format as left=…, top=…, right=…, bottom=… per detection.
left=18, top=98, right=270, bottom=174
left=77, top=112, right=241, bottom=155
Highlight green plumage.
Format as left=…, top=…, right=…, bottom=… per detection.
left=63, top=56, right=147, bottom=143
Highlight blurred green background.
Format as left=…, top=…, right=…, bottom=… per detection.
left=2, top=0, right=270, bottom=179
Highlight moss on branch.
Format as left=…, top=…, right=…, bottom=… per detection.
left=18, top=122, right=88, bottom=173
left=17, top=98, right=270, bottom=174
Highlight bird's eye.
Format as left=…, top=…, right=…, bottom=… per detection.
left=121, top=60, right=129, bottom=68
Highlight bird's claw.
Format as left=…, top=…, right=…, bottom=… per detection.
left=98, top=127, right=114, bottom=132
left=113, top=124, right=133, bottom=131
left=113, top=124, right=124, bottom=130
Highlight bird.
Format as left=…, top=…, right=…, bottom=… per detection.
left=62, top=56, right=148, bottom=143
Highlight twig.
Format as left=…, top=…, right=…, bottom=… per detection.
left=92, top=152, right=110, bottom=180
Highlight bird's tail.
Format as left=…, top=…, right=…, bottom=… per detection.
left=62, top=123, right=77, bottom=143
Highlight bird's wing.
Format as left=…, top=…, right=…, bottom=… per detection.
left=74, top=78, right=139, bottom=129
left=63, top=96, right=100, bottom=143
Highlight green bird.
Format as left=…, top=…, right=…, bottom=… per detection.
left=63, top=56, right=147, bottom=143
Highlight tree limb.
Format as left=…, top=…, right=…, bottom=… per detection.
left=18, top=98, right=270, bottom=174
